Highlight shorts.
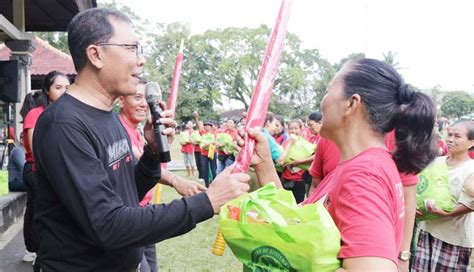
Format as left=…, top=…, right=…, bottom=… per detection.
left=182, top=152, right=195, bottom=167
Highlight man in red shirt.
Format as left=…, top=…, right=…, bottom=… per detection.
left=118, top=80, right=206, bottom=271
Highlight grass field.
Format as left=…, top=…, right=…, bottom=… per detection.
left=156, top=174, right=242, bottom=271
left=156, top=140, right=242, bottom=271
left=0, top=170, right=8, bottom=196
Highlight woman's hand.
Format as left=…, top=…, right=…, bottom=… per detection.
left=426, top=201, right=451, bottom=217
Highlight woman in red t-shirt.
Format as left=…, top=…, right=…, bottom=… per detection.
left=248, top=59, right=437, bottom=271
left=21, top=71, right=69, bottom=264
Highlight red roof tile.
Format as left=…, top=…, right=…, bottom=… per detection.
left=0, top=37, right=76, bottom=75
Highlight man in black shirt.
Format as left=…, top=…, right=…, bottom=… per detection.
left=33, top=8, right=250, bottom=271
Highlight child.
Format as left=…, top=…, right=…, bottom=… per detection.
left=277, top=120, right=315, bottom=203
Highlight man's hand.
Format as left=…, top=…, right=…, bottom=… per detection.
left=144, top=101, right=175, bottom=151
left=171, top=176, right=206, bottom=197
left=206, top=165, right=250, bottom=214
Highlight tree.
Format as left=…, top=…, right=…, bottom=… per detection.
left=440, top=91, right=474, bottom=118
left=34, top=32, right=69, bottom=53
left=334, top=52, right=365, bottom=71
left=382, top=51, right=400, bottom=70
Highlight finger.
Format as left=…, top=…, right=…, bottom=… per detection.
left=220, top=164, right=235, bottom=175
left=239, top=183, right=250, bottom=193
left=162, top=127, right=176, bottom=135
left=231, top=173, right=251, bottom=184
left=241, top=111, right=248, bottom=118
left=158, top=101, right=168, bottom=111
left=146, top=112, right=153, bottom=126
left=196, top=183, right=207, bottom=191
left=159, top=117, right=175, bottom=126
left=160, top=109, right=174, bottom=118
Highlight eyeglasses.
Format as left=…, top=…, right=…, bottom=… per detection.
left=97, top=43, right=143, bottom=57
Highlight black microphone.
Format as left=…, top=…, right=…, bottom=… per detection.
left=145, top=82, right=171, bottom=163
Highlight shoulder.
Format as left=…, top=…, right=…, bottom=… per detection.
left=23, top=106, right=45, bottom=128
left=340, top=149, right=399, bottom=187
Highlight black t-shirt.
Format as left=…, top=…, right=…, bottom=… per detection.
left=33, top=94, right=213, bottom=271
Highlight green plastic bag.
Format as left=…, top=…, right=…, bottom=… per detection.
left=178, top=131, right=190, bottom=145
left=416, top=162, right=454, bottom=221
left=220, top=183, right=341, bottom=272
left=284, top=135, right=316, bottom=170
left=190, top=131, right=202, bottom=145
left=216, top=133, right=233, bottom=151
left=200, top=133, right=215, bottom=151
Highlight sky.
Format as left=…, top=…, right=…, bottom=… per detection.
left=110, top=0, right=474, bottom=93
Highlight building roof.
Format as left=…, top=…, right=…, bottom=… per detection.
left=0, top=37, right=76, bottom=76
left=0, top=0, right=97, bottom=32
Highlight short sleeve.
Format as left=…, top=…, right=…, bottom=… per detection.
left=400, top=173, right=418, bottom=186
left=335, top=172, right=400, bottom=264
left=24, top=107, right=43, bottom=130
left=309, top=140, right=324, bottom=179
left=459, top=174, right=474, bottom=210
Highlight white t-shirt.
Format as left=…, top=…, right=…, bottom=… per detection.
left=421, top=156, right=474, bottom=248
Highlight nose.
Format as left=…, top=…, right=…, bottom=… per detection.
left=137, top=54, right=145, bottom=67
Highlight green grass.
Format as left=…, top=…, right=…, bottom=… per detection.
left=156, top=170, right=242, bottom=271
left=0, top=170, right=8, bottom=196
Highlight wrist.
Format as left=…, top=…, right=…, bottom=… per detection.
left=169, top=175, right=179, bottom=188
left=398, top=250, right=411, bottom=261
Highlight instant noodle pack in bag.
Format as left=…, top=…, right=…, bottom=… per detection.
left=416, top=161, right=454, bottom=221
left=220, top=183, right=341, bottom=271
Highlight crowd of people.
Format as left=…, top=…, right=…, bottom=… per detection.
left=4, top=6, right=473, bottom=272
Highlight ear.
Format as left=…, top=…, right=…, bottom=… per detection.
left=116, top=96, right=125, bottom=108
left=86, top=44, right=104, bottom=69
left=343, top=94, right=362, bottom=116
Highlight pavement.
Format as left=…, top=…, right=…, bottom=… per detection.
left=0, top=218, right=32, bottom=272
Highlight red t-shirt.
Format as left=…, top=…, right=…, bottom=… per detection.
left=180, top=129, right=194, bottom=154
left=194, top=144, right=201, bottom=153
left=304, top=131, right=321, bottom=145
left=118, top=115, right=145, bottom=151
left=309, top=132, right=419, bottom=186
left=308, top=137, right=340, bottom=180
left=282, top=167, right=304, bottom=181
left=118, top=115, right=153, bottom=207
left=23, top=106, right=45, bottom=163
left=304, top=148, right=404, bottom=264
left=281, top=137, right=305, bottom=181
left=437, top=139, right=448, bottom=156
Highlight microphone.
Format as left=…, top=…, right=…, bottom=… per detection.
left=145, top=82, right=171, bottom=163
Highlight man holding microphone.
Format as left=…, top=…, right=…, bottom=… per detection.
left=33, top=8, right=250, bottom=271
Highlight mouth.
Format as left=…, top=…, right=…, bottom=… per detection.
left=132, top=72, right=143, bottom=82
left=135, top=109, right=147, bottom=115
